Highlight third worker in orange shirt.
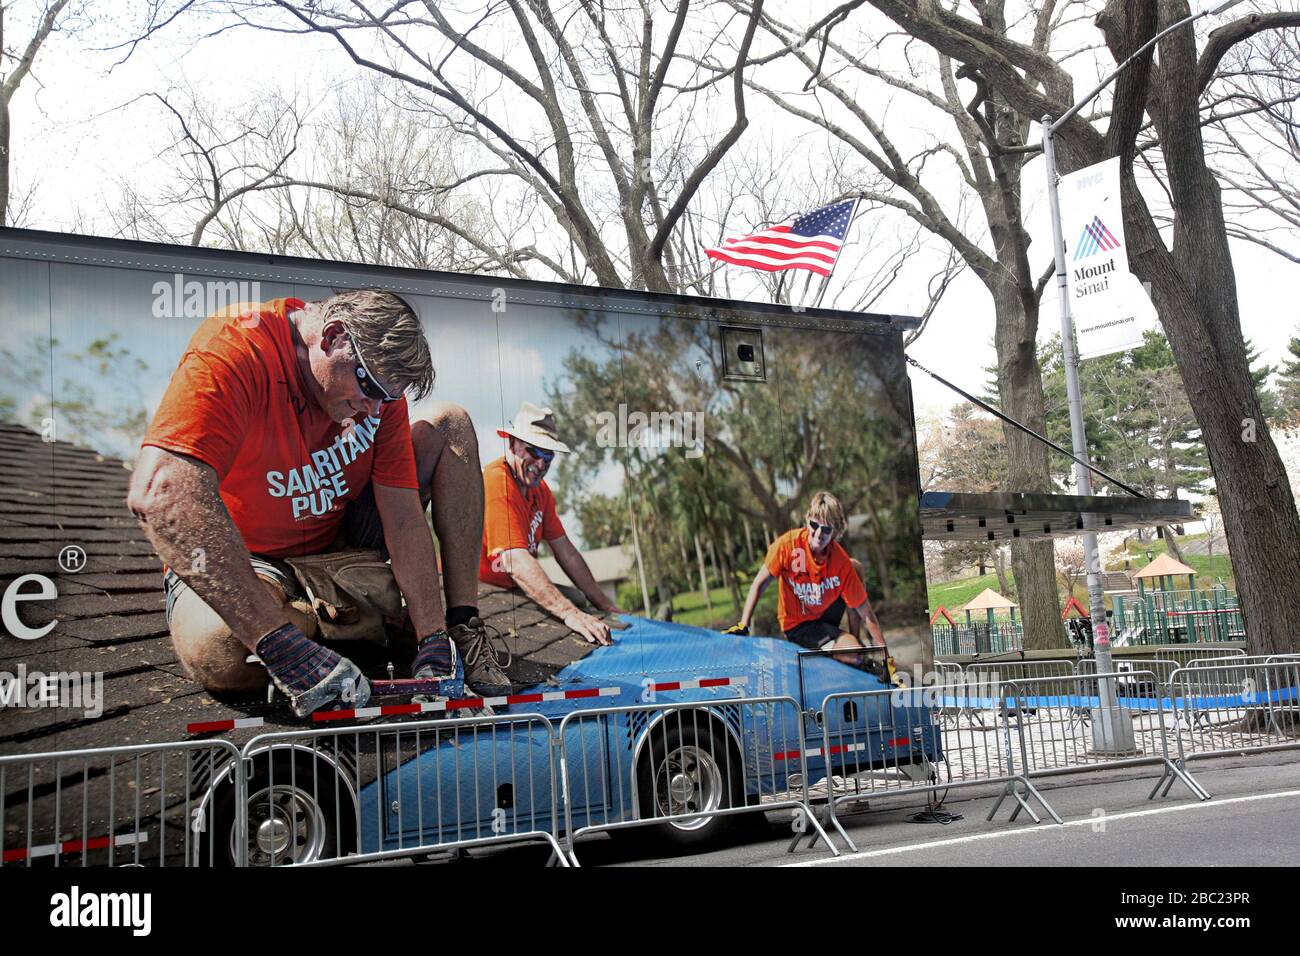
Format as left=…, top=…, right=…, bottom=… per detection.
left=480, top=402, right=623, bottom=646
left=724, top=491, right=885, bottom=651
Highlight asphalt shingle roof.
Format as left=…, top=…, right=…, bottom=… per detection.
left=0, top=423, right=598, bottom=755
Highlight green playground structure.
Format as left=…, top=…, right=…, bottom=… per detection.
left=1113, top=585, right=1244, bottom=645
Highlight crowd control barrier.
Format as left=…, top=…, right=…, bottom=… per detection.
left=226, top=713, right=566, bottom=867
left=0, top=740, right=242, bottom=867
left=818, top=681, right=1062, bottom=852
left=557, top=696, right=834, bottom=865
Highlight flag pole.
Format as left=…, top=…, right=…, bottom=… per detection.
left=812, top=196, right=861, bottom=310
left=799, top=270, right=814, bottom=309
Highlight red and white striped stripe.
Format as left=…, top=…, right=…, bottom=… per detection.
left=187, top=717, right=265, bottom=734
left=773, top=737, right=912, bottom=762
left=648, top=676, right=747, bottom=692
left=706, top=226, right=840, bottom=276
left=312, top=686, right=622, bottom=723
left=3, top=831, right=148, bottom=862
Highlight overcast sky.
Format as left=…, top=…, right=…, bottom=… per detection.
left=6, top=1, right=1298, bottom=424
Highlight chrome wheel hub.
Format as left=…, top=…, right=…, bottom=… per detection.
left=655, top=744, right=725, bottom=832
left=238, top=784, right=328, bottom=866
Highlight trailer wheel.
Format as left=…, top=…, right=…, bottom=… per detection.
left=635, top=719, right=743, bottom=848
left=199, top=750, right=356, bottom=866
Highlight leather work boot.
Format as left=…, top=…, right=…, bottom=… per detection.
left=448, top=617, right=513, bottom=698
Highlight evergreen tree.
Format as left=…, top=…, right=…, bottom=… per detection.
left=1275, top=328, right=1300, bottom=423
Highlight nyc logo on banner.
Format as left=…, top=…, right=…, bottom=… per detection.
left=1058, top=157, right=1155, bottom=359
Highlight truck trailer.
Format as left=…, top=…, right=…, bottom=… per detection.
left=0, top=229, right=1189, bottom=865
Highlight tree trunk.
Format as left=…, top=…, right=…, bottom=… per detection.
left=1158, top=524, right=1187, bottom=565
left=0, top=97, right=10, bottom=227
left=720, top=527, right=742, bottom=614
left=693, top=532, right=713, bottom=619
left=1095, top=0, right=1300, bottom=655
left=991, top=283, right=1068, bottom=649
left=993, top=548, right=1011, bottom=597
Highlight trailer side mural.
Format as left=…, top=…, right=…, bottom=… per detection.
left=0, top=232, right=930, bottom=744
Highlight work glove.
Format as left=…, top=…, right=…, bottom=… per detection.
left=255, top=623, right=370, bottom=718
left=721, top=622, right=749, bottom=636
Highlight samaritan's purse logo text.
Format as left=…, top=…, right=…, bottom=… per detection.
left=265, top=415, right=382, bottom=518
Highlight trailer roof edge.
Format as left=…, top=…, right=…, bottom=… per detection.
left=0, top=227, right=922, bottom=331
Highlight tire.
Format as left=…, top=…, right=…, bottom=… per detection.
left=198, top=750, right=357, bottom=866
left=635, top=716, right=744, bottom=848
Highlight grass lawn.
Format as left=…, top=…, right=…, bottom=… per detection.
left=668, top=582, right=778, bottom=629
left=928, top=572, right=1004, bottom=612
left=928, top=534, right=1240, bottom=617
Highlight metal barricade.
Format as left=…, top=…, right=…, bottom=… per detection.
left=1176, top=656, right=1275, bottom=733
left=1168, top=660, right=1300, bottom=763
left=1077, top=656, right=1180, bottom=688
left=556, top=696, right=834, bottom=865
left=819, top=680, right=1061, bottom=852
left=0, top=739, right=242, bottom=867
left=968, top=659, right=1077, bottom=690
left=228, top=713, right=565, bottom=867
left=1155, top=646, right=1246, bottom=668
left=933, top=660, right=964, bottom=681
left=932, top=661, right=966, bottom=726
left=1002, top=673, right=1208, bottom=802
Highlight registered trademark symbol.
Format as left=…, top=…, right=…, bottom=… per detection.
left=58, top=545, right=87, bottom=574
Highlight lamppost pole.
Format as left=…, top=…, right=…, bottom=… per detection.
left=1040, top=0, right=1242, bottom=749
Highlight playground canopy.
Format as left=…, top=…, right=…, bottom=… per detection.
left=1132, top=553, right=1196, bottom=580
left=962, top=588, right=1018, bottom=613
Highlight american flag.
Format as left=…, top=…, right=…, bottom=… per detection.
left=705, top=199, right=857, bottom=277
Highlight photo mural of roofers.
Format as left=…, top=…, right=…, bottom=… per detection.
left=526, top=304, right=930, bottom=682
left=0, top=246, right=930, bottom=746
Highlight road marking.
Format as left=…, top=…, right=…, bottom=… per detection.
left=783, top=787, right=1300, bottom=867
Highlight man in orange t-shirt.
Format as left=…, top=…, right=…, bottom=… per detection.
left=725, top=491, right=885, bottom=651
left=479, top=402, right=622, bottom=646
left=129, top=291, right=498, bottom=716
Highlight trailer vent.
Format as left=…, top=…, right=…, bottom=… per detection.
left=720, top=326, right=766, bottom=382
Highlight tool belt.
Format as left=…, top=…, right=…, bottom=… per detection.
left=282, top=549, right=405, bottom=645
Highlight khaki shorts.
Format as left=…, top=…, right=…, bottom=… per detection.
left=161, top=482, right=388, bottom=629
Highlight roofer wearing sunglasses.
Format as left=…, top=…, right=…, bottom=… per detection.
left=129, top=291, right=500, bottom=717
left=480, top=402, right=623, bottom=647
left=723, top=491, right=886, bottom=651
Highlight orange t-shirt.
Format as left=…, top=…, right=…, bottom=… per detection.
left=479, top=456, right=565, bottom=588
left=142, top=298, right=418, bottom=557
left=764, top=527, right=868, bottom=633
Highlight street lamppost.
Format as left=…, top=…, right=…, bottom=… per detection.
left=1041, top=0, right=1243, bottom=750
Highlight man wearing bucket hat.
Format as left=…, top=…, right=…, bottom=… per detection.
left=480, top=402, right=622, bottom=646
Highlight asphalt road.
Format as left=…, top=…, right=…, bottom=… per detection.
left=396, top=749, right=1300, bottom=868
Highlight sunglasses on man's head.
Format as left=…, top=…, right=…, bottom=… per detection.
left=349, top=334, right=397, bottom=404
left=524, top=443, right=555, bottom=463
left=807, top=520, right=832, bottom=535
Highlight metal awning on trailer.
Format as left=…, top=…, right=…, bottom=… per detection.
left=920, top=490, right=1194, bottom=542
